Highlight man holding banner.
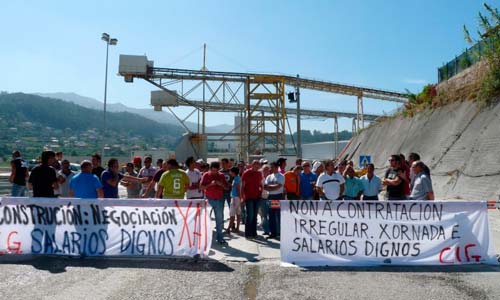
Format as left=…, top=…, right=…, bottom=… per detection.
left=316, top=160, right=345, bottom=200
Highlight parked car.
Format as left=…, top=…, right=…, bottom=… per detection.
left=27, top=159, right=39, bottom=171
left=70, top=163, right=81, bottom=172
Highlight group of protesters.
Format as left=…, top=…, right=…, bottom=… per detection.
left=8, top=149, right=433, bottom=244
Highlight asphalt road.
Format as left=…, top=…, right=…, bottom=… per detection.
left=0, top=208, right=499, bottom=300
left=0, top=256, right=499, bottom=300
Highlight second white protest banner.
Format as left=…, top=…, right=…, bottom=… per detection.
left=280, top=200, right=498, bottom=266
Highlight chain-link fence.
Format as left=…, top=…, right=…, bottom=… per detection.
left=438, top=40, right=487, bottom=82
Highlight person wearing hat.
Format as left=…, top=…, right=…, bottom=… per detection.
left=132, top=156, right=142, bottom=173
left=69, top=160, right=103, bottom=199
left=299, top=161, right=317, bottom=200
left=277, top=158, right=287, bottom=175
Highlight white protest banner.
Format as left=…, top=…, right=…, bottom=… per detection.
left=281, top=200, right=498, bottom=266
left=0, top=197, right=212, bottom=257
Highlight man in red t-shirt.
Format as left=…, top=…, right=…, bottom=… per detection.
left=241, top=160, right=263, bottom=238
left=200, top=161, right=228, bottom=244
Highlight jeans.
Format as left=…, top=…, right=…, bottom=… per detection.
left=268, top=193, right=282, bottom=237
left=11, top=183, right=27, bottom=197
left=245, top=198, right=259, bottom=237
left=208, top=198, right=225, bottom=242
left=363, top=195, right=379, bottom=200
left=223, top=192, right=231, bottom=210
left=259, top=198, right=270, bottom=234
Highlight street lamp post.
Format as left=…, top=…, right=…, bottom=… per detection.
left=101, top=33, right=117, bottom=159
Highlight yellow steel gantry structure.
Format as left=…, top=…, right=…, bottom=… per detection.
left=119, top=55, right=408, bottom=159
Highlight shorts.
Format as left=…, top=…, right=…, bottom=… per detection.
left=230, top=197, right=241, bottom=217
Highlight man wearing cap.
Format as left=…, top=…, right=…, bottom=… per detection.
left=185, top=157, right=204, bottom=199
left=195, top=158, right=205, bottom=171
left=132, top=156, right=142, bottom=173
left=300, top=161, right=317, bottom=200
left=70, top=160, right=103, bottom=199
left=9, top=150, right=29, bottom=197
left=277, top=157, right=287, bottom=174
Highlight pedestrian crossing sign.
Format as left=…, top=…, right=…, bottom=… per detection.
left=359, top=155, right=371, bottom=168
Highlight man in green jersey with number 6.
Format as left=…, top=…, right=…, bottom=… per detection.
left=157, top=159, right=190, bottom=199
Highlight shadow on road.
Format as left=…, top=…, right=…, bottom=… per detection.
left=0, top=255, right=234, bottom=274
left=300, top=264, right=500, bottom=273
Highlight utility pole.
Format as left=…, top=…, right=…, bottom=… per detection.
left=101, top=33, right=117, bottom=159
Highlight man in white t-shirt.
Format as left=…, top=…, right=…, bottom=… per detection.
left=264, top=162, right=285, bottom=239
left=185, top=157, right=203, bottom=199
left=316, top=160, right=345, bottom=200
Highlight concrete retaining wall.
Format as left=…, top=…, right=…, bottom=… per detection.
left=343, top=100, right=500, bottom=200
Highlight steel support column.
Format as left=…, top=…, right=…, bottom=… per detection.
left=357, top=94, right=364, bottom=130
left=334, top=116, right=339, bottom=157
left=246, top=77, right=286, bottom=155
left=296, top=74, right=302, bottom=158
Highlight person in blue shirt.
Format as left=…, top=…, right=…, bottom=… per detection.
left=101, top=158, right=124, bottom=198
left=226, top=167, right=242, bottom=234
left=300, top=161, right=317, bottom=200
left=360, top=163, right=382, bottom=200
left=70, top=160, right=103, bottom=199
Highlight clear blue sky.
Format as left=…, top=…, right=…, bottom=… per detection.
left=0, top=1, right=485, bottom=132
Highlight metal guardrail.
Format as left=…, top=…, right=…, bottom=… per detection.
left=438, top=40, right=488, bottom=82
